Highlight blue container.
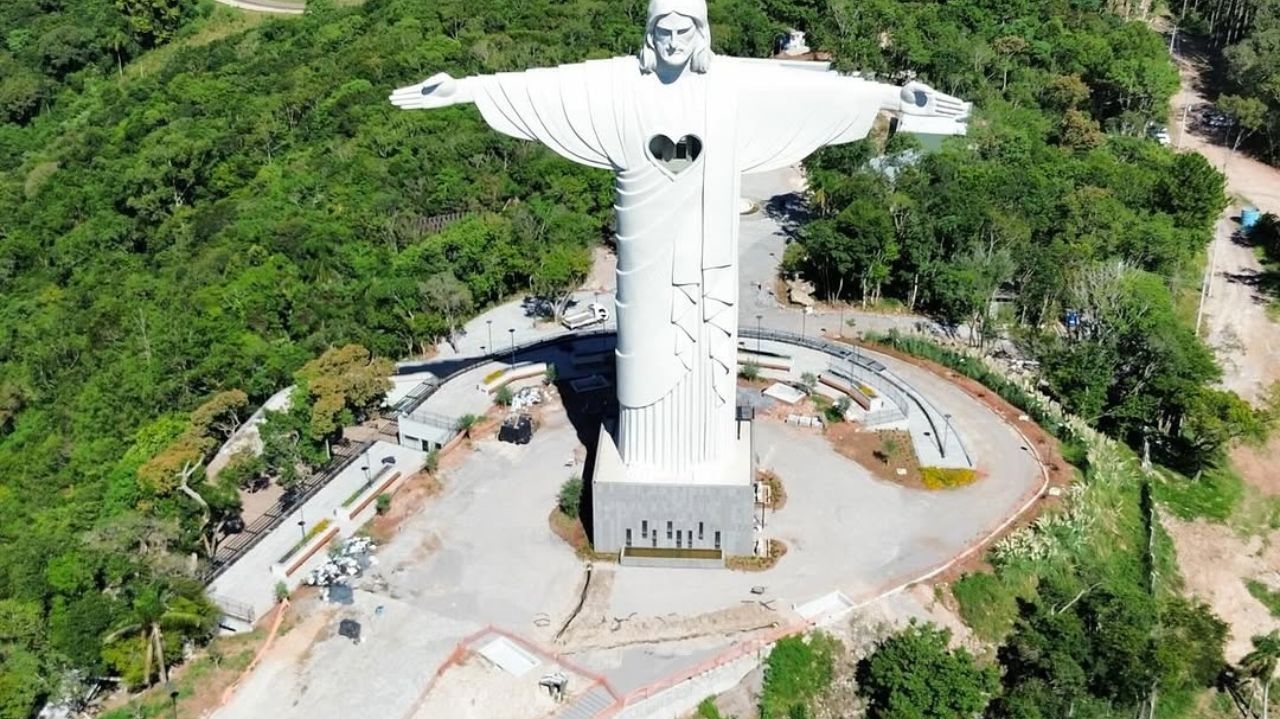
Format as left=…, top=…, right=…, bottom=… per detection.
left=1242, top=207, right=1261, bottom=229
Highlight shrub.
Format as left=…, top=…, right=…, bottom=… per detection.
left=824, top=396, right=851, bottom=423
left=375, top=493, right=392, bottom=515
left=425, top=448, right=439, bottom=473
left=760, top=632, right=840, bottom=719
left=951, top=573, right=1019, bottom=642
left=544, top=363, right=558, bottom=384
left=739, top=361, right=761, bottom=381
left=455, top=414, right=480, bottom=436
left=274, top=581, right=289, bottom=603
left=483, top=368, right=505, bottom=385
left=799, top=372, right=818, bottom=393
left=495, top=384, right=514, bottom=406
left=696, top=697, right=725, bottom=719
left=558, top=476, right=583, bottom=519
left=921, top=467, right=978, bottom=489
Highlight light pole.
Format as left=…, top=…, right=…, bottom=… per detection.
left=508, top=328, right=516, bottom=366
left=839, top=305, right=845, bottom=338
left=755, top=314, right=763, bottom=353
left=941, top=413, right=953, bottom=458
left=801, top=310, right=807, bottom=338
left=1176, top=102, right=1190, bottom=150
left=486, top=320, right=493, bottom=352
left=297, top=513, right=306, bottom=543
left=361, top=463, right=370, bottom=489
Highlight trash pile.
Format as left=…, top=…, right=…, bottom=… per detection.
left=509, top=386, right=544, bottom=412
left=304, top=536, right=377, bottom=588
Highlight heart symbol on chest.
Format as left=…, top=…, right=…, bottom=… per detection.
left=648, top=134, right=703, bottom=175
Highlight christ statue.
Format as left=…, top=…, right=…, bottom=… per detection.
left=392, top=0, right=970, bottom=484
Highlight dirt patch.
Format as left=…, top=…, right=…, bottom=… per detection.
left=550, top=509, right=589, bottom=552
left=1230, top=438, right=1280, bottom=496
left=1163, top=515, right=1280, bottom=662
left=826, top=425, right=922, bottom=487
left=408, top=651, right=581, bottom=719
left=549, top=510, right=615, bottom=563
left=555, top=568, right=784, bottom=651
left=366, top=471, right=443, bottom=543
left=584, top=245, right=617, bottom=293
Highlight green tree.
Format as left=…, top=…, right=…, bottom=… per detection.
left=419, top=272, right=474, bottom=344
left=102, top=581, right=217, bottom=688
left=296, top=345, right=394, bottom=440
left=856, top=622, right=997, bottom=719
left=115, top=0, right=192, bottom=46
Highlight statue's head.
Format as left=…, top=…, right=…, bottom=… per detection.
left=640, top=0, right=711, bottom=75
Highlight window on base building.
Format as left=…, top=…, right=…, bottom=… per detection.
left=676, top=531, right=682, bottom=549
left=641, top=520, right=648, bottom=538
left=651, top=532, right=657, bottom=547
left=698, top=522, right=704, bottom=540
left=666, top=521, right=672, bottom=540
left=714, top=531, right=721, bottom=550
left=625, top=529, right=632, bottom=547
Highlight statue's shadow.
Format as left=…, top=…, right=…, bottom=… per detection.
left=762, top=192, right=812, bottom=240
left=548, top=341, right=619, bottom=546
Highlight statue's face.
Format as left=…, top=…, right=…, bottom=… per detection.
left=651, top=13, right=698, bottom=68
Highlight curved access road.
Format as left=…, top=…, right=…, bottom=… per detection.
left=215, top=0, right=305, bottom=14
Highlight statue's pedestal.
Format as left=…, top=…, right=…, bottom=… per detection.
left=591, top=419, right=756, bottom=566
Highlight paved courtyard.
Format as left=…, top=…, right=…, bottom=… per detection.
left=215, top=363, right=1041, bottom=719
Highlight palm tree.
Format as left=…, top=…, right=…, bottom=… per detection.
left=104, top=583, right=215, bottom=688
left=1240, top=631, right=1280, bottom=719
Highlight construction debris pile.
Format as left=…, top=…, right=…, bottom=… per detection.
left=304, top=536, right=378, bottom=588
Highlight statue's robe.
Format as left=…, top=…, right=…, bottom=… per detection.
left=470, top=57, right=882, bottom=479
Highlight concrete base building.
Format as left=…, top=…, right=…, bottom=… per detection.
left=592, top=415, right=756, bottom=567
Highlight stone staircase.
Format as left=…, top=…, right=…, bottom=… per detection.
left=554, top=684, right=616, bottom=719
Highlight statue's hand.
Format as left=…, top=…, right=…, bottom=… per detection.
left=389, top=72, right=472, bottom=110
left=898, top=81, right=971, bottom=122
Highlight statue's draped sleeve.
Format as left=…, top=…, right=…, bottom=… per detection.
left=733, top=62, right=884, bottom=174
left=470, top=61, right=628, bottom=171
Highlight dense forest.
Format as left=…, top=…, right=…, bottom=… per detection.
left=0, top=0, right=1269, bottom=717
left=0, top=0, right=204, bottom=124
left=779, top=0, right=1272, bottom=470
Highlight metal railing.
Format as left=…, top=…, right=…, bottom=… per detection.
left=826, top=358, right=910, bottom=417
left=202, top=440, right=373, bottom=584
left=402, top=408, right=462, bottom=431
left=209, top=593, right=256, bottom=624
left=740, top=326, right=972, bottom=465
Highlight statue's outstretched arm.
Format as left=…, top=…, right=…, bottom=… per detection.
left=390, top=72, right=475, bottom=110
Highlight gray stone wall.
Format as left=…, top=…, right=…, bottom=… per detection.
left=592, top=481, right=755, bottom=559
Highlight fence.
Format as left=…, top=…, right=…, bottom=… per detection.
left=201, top=440, right=373, bottom=584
